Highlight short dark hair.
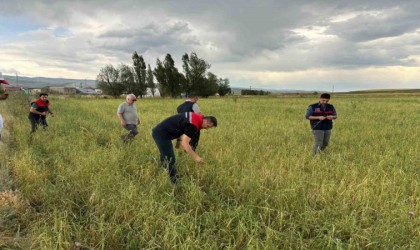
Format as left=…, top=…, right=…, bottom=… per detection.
left=320, top=93, right=330, bottom=99
left=204, top=116, right=217, bottom=127
left=188, top=92, right=198, bottom=98
left=39, top=93, right=49, bottom=97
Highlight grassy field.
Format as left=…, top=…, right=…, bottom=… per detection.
left=0, top=93, right=419, bottom=249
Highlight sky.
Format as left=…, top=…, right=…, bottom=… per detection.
left=1, top=0, right=420, bottom=91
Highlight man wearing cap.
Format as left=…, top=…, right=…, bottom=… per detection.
left=306, top=93, right=337, bottom=155
left=152, top=112, right=217, bottom=183
left=117, top=94, right=140, bottom=143
left=28, top=93, right=55, bottom=133
left=176, top=92, right=201, bottom=151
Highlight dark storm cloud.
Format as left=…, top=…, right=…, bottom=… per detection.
left=327, top=5, right=420, bottom=42
left=2, top=0, right=420, bottom=90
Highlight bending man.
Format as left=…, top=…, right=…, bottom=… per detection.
left=152, top=112, right=217, bottom=183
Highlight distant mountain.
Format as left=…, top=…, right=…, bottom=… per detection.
left=3, top=75, right=97, bottom=89
left=3, top=75, right=323, bottom=94
left=230, top=87, right=320, bottom=95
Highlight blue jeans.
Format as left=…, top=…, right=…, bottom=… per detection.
left=152, top=132, right=178, bottom=183
left=29, top=115, right=48, bottom=133
left=312, top=129, right=332, bottom=154
left=121, top=124, right=138, bottom=142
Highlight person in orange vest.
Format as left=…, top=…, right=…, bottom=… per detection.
left=28, top=93, right=55, bottom=133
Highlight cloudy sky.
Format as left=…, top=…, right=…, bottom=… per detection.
left=1, top=0, right=420, bottom=91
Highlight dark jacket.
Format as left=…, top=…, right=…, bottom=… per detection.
left=28, top=99, right=50, bottom=119
left=152, top=112, right=203, bottom=140
left=306, top=102, right=337, bottom=130
left=177, top=101, right=195, bottom=113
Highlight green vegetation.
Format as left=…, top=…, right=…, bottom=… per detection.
left=97, top=51, right=231, bottom=98
left=0, top=93, right=419, bottom=249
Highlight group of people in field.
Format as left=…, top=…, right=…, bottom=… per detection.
left=3, top=86, right=337, bottom=184
left=115, top=92, right=337, bottom=183
left=117, top=93, right=217, bottom=183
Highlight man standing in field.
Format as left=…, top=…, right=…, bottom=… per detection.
left=152, top=112, right=217, bottom=184
left=306, top=93, right=337, bottom=155
left=0, top=114, right=3, bottom=141
left=28, top=93, right=55, bottom=133
left=117, top=94, right=140, bottom=143
left=0, top=72, right=10, bottom=140
left=0, top=72, right=9, bottom=100
left=176, top=92, right=201, bottom=151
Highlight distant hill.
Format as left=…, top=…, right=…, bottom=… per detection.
left=346, top=89, right=420, bottom=94
left=3, top=75, right=97, bottom=88
left=230, top=87, right=320, bottom=95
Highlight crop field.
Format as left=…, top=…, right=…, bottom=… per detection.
left=0, top=93, right=419, bottom=249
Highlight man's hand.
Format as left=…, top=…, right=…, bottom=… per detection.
left=121, top=121, right=126, bottom=127
left=326, top=115, right=335, bottom=120
left=194, top=155, right=204, bottom=163
left=318, top=116, right=327, bottom=121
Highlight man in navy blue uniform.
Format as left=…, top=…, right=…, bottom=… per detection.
left=176, top=93, right=201, bottom=151
left=306, top=93, right=337, bottom=155
left=152, top=112, right=217, bottom=183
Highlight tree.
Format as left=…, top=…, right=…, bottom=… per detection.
left=97, top=64, right=124, bottom=97
left=200, top=72, right=219, bottom=97
left=182, top=52, right=210, bottom=96
left=153, top=58, right=168, bottom=97
left=154, top=54, right=183, bottom=98
left=119, top=64, right=135, bottom=94
left=146, top=64, right=156, bottom=96
left=132, top=51, right=147, bottom=98
left=181, top=53, right=191, bottom=93
left=218, top=78, right=231, bottom=96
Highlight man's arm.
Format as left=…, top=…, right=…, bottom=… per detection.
left=180, top=135, right=203, bottom=163
left=306, top=106, right=325, bottom=120
left=48, top=108, right=55, bottom=117
left=117, top=113, right=126, bottom=127
left=327, top=107, right=337, bottom=120
left=192, top=103, right=201, bottom=114
left=309, top=115, right=326, bottom=121
left=30, top=106, right=47, bottom=115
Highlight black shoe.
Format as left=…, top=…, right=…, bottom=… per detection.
left=170, top=175, right=180, bottom=184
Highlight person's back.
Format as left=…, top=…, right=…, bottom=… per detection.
left=177, top=94, right=201, bottom=114
left=153, top=112, right=203, bottom=140
left=176, top=94, right=201, bottom=150
left=177, top=101, right=195, bottom=113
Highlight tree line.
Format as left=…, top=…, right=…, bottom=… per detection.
left=241, top=89, right=271, bottom=95
left=97, top=52, right=231, bottom=98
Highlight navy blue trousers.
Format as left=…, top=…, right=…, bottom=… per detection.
left=152, top=132, right=178, bottom=183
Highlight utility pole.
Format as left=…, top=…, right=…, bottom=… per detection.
left=16, top=73, right=19, bottom=87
